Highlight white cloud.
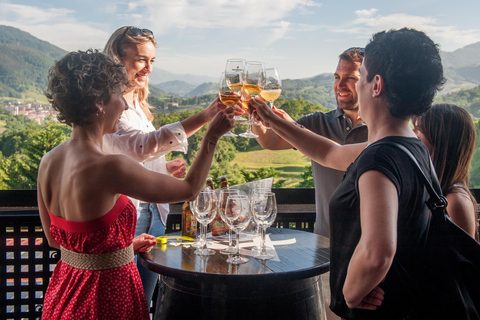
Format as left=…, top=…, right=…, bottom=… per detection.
left=265, top=21, right=291, bottom=45
left=124, top=0, right=310, bottom=33
left=0, top=3, right=74, bottom=24
left=0, top=3, right=110, bottom=51
left=338, top=9, right=480, bottom=50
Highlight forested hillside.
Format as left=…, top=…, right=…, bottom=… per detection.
left=435, top=85, right=480, bottom=117
left=0, top=25, right=67, bottom=99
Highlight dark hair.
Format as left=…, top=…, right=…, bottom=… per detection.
left=339, top=47, right=364, bottom=64
left=412, top=104, right=476, bottom=195
left=45, top=49, right=128, bottom=126
left=364, top=28, right=445, bottom=118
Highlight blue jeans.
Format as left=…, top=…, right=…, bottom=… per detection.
left=134, top=202, right=165, bottom=308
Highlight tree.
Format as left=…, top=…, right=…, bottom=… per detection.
left=296, top=165, right=314, bottom=188
left=1, top=119, right=71, bottom=189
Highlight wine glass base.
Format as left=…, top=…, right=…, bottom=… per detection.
left=254, top=252, right=275, bottom=260
left=227, top=255, right=249, bottom=264
left=239, top=132, right=259, bottom=138
left=250, top=245, right=262, bottom=252
left=235, top=116, right=247, bottom=121
left=223, top=131, right=238, bottom=137
left=192, top=241, right=204, bottom=248
left=195, top=248, right=216, bottom=256
left=220, top=246, right=237, bottom=255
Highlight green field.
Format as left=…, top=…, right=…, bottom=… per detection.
left=232, top=148, right=311, bottom=187
left=0, top=119, right=6, bottom=134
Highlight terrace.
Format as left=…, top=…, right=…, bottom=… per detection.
left=3, top=188, right=479, bottom=319
left=0, top=188, right=317, bottom=320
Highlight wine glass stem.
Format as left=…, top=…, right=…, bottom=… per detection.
left=261, top=227, right=267, bottom=254
left=246, top=113, right=253, bottom=133
left=236, top=232, right=241, bottom=259
left=228, top=229, right=233, bottom=247
left=203, top=224, right=208, bottom=251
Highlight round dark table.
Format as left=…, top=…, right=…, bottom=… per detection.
left=140, top=228, right=330, bottom=320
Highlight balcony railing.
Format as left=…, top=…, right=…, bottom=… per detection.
left=3, top=188, right=479, bottom=319
left=0, top=188, right=316, bottom=320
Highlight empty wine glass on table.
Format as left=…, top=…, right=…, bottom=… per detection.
left=252, top=191, right=277, bottom=260
left=260, top=67, right=282, bottom=109
left=225, top=194, right=252, bottom=264
left=225, top=58, right=247, bottom=121
left=248, top=187, right=271, bottom=251
left=240, top=61, right=265, bottom=138
left=191, top=189, right=216, bottom=256
left=218, top=72, right=243, bottom=137
left=217, top=188, right=241, bottom=254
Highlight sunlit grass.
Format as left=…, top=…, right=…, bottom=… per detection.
left=232, top=149, right=310, bottom=187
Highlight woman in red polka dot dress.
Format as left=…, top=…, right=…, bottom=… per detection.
left=37, top=50, right=236, bottom=319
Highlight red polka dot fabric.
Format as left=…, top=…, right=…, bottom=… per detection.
left=42, top=195, right=149, bottom=320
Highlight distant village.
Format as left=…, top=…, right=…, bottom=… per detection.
left=3, top=102, right=58, bottom=124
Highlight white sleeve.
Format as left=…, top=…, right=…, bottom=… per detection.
left=103, top=121, right=188, bottom=162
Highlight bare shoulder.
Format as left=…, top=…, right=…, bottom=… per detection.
left=446, top=192, right=477, bottom=237
left=446, top=192, right=475, bottom=217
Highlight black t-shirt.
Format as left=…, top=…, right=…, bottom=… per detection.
left=329, top=136, right=433, bottom=319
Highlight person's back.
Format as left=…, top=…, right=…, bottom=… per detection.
left=38, top=139, right=122, bottom=222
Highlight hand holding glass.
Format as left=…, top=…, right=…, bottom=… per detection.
left=225, top=58, right=248, bottom=121
left=239, top=61, right=265, bottom=138
left=218, top=72, right=242, bottom=137
left=260, top=67, right=282, bottom=108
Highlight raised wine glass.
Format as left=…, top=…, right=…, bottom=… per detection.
left=252, top=191, right=277, bottom=260
left=260, top=67, right=282, bottom=109
left=191, top=189, right=216, bottom=256
left=217, top=188, right=241, bottom=254
left=218, top=72, right=243, bottom=137
left=224, top=194, right=252, bottom=264
left=225, top=58, right=247, bottom=121
left=239, top=61, right=265, bottom=138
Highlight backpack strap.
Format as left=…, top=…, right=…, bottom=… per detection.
left=371, top=141, right=448, bottom=213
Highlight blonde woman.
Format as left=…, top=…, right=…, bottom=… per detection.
left=102, top=26, right=240, bottom=305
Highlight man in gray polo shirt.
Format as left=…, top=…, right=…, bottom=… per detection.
left=253, top=47, right=368, bottom=238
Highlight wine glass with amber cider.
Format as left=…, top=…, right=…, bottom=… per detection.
left=239, top=61, right=265, bottom=138
left=218, top=72, right=242, bottom=137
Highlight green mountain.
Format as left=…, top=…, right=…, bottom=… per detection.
left=434, top=85, right=480, bottom=117
left=155, top=80, right=196, bottom=96
left=0, top=25, right=68, bottom=99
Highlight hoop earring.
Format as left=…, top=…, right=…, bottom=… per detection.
left=96, top=110, right=105, bottom=118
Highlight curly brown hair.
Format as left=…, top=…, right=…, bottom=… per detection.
left=45, top=49, right=128, bottom=126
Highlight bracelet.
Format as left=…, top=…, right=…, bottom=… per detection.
left=204, top=139, right=216, bottom=153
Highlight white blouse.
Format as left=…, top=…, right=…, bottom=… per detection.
left=103, top=99, right=188, bottom=223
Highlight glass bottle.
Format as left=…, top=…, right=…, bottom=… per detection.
left=210, top=176, right=229, bottom=236
left=181, top=201, right=197, bottom=238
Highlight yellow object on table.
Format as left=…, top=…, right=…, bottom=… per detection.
left=156, top=235, right=195, bottom=244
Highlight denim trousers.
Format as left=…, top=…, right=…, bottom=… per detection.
left=134, top=202, right=165, bottom=308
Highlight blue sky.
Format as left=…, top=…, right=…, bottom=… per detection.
left=1, top=0, right=479, bottom=80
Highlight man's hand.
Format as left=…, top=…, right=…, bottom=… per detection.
left=167, top=158, right=187, bottom=178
